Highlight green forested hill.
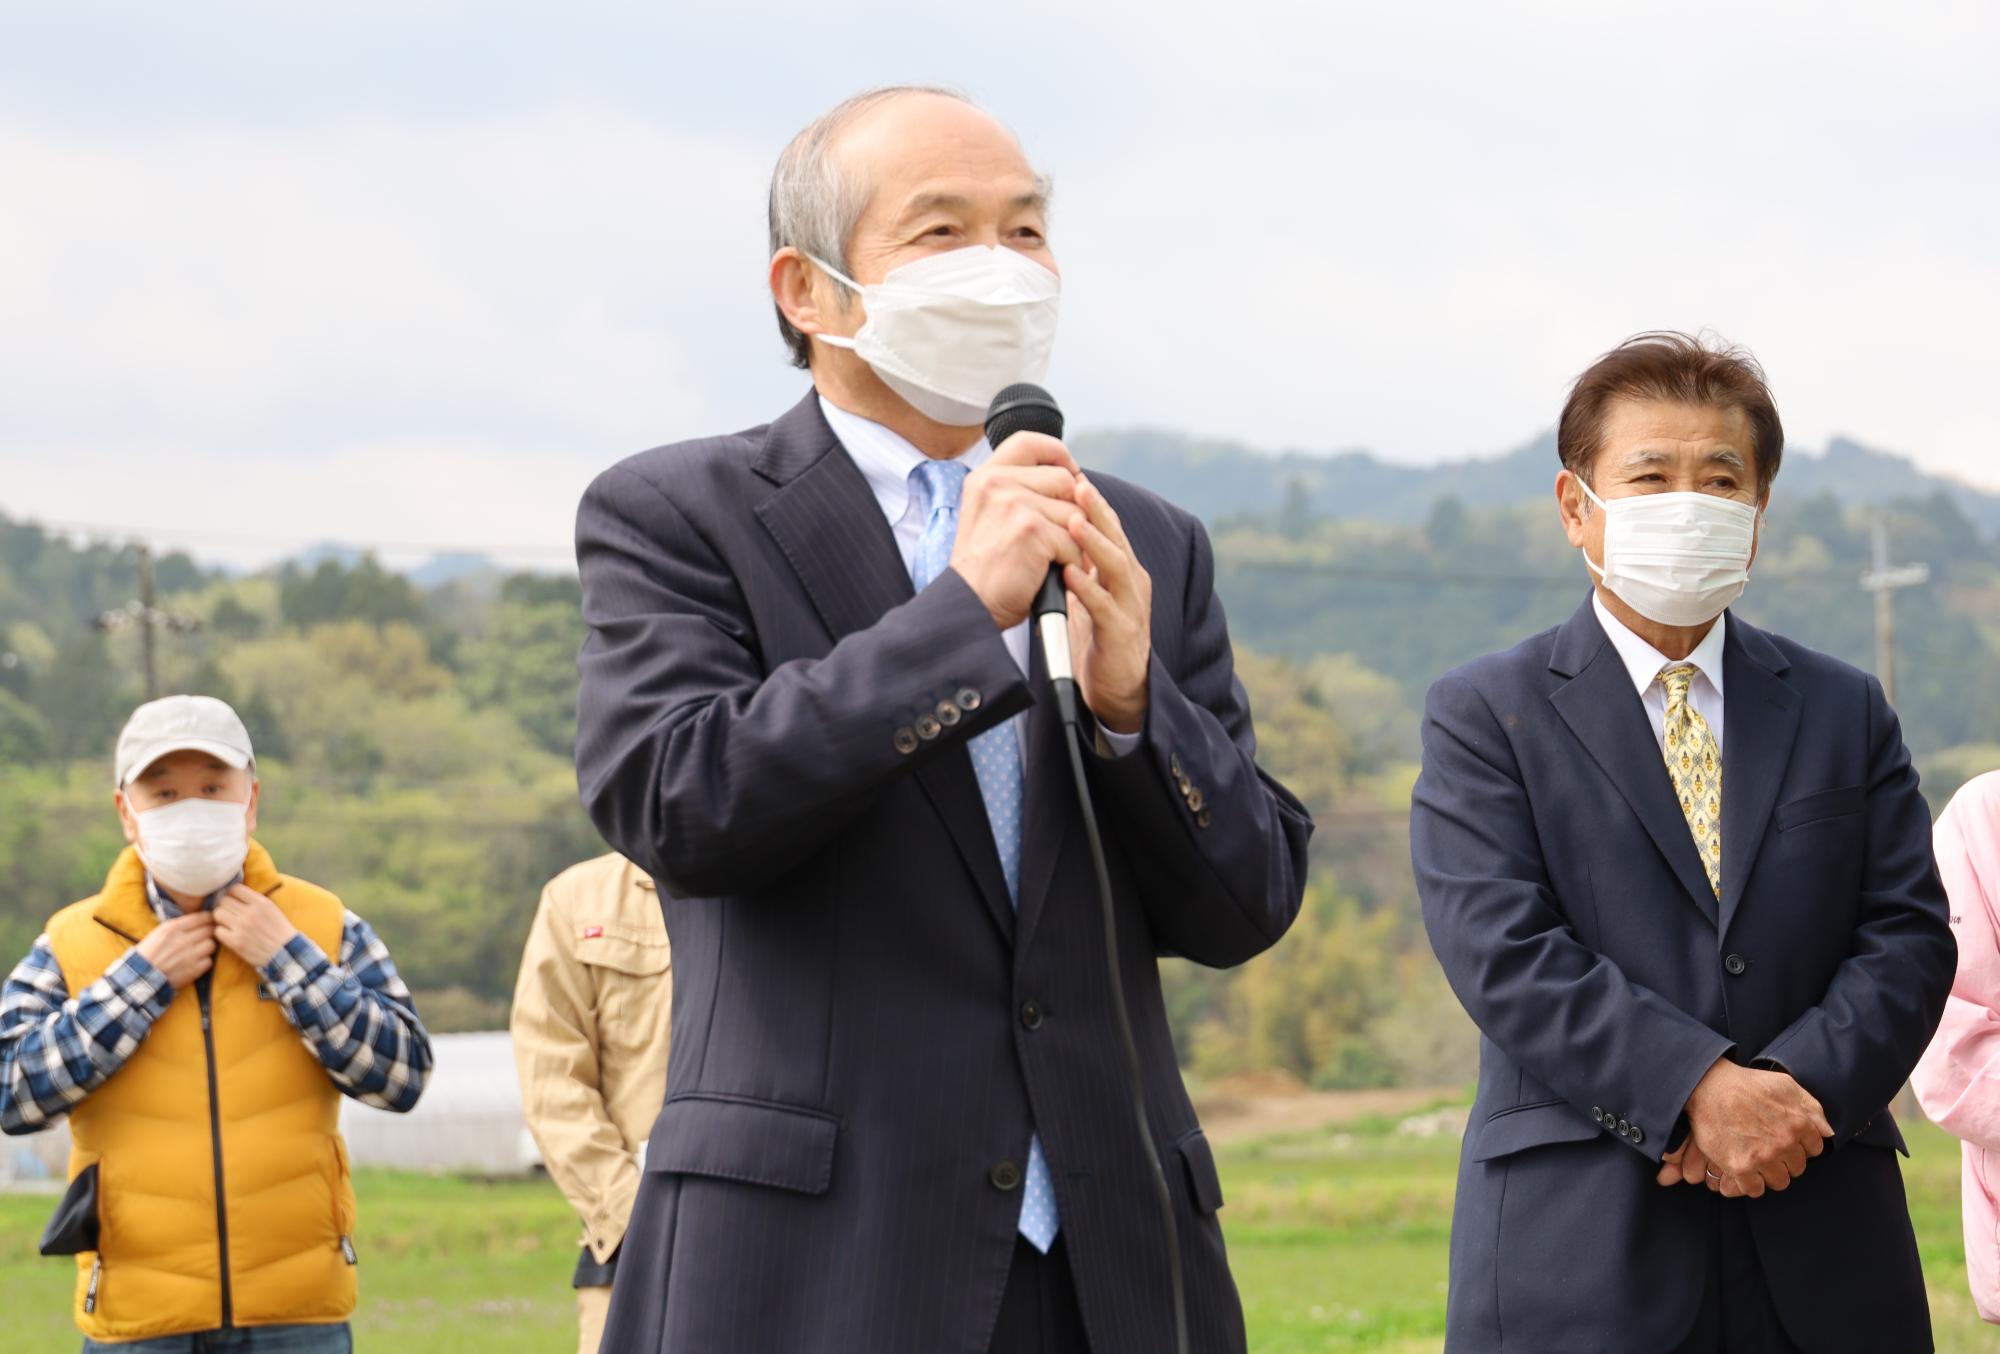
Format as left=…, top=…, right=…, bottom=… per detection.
left=5, top=433, right=1997, bottom=1089
left=1212, top=488, right=2000, bottom=772
left=1075, top=426, right=2000, bottom=534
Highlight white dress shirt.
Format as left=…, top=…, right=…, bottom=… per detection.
left=818, top=396, right=1141, bottom=756
left=1592, top=592, right=1727, bottom=755
left=822, top=395, right=1029, bottom=671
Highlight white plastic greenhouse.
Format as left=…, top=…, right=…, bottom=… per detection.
left=2, top=1031, right=542, bottom=1186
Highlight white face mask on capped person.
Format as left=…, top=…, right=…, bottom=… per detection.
left=808, top=246, right=1061, bottom=427
left=134, top=797, right=250, bottom=899
left=1580, top=479, right=1761, bottom=628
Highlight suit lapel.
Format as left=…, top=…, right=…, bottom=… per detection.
left=1012, top=627, right=1072, bottom=959
left=1717, top=618, right=1800, bottom=938
left=751, top=391, right=1016, bottom=944
left=752, top=393, right=917, bottom=644
left=1547, top=598, right=1719, bottom=925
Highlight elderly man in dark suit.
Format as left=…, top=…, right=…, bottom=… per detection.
left=1412, top=332, right=1956, bottom=1353
left=572, top=85, right=1310, bottom=1354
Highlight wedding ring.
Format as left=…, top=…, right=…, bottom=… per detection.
left=1704, top=1168, right=1724, bottom=1181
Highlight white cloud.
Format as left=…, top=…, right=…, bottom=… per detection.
left=7, top=437, right=588, bottom=575
left=0, top=111, right=774, bottom=449
left=0, top=109, right=797, bottom=564
left=2, top=0, right=1997, bottom=569
left=1059, top=133, right=2000, bottom=478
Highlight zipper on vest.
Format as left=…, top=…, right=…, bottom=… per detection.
left=197, top=976, right=235, bottom=1328
left=85, top=1257, right=101, bottom=1313
left=340, top=1235, right=357, bottom=1265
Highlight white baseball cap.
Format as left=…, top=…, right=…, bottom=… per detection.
left=115, top=695, right=256, bottom=789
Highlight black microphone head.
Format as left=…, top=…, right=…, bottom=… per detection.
left=985, top=383, right=1064, bottom=449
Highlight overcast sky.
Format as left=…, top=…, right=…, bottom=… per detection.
left=2, top=1, right=1994, bottom=570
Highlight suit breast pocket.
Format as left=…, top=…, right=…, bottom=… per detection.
left=1766, top=784, right=1866, bottom=909
left=1774, top=784, right=1866, bottom=833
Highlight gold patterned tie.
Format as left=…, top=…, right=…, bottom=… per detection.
left=1660, top=664, right=1722, bottom=897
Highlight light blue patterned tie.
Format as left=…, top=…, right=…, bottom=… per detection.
left=908, top=458, right=1061, bottom=1253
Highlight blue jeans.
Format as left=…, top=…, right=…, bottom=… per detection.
left=83, top=1325, right=352, bottom=1353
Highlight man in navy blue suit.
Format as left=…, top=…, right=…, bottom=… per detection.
left=1412, top=332, right=1954, bottom=1353
left=573, top=87, right=1310, bottom=1354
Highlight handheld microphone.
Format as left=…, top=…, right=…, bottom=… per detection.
left=980, top=382, right=1191, bottom=1354
left=984, top=383, right=1080, bottom=727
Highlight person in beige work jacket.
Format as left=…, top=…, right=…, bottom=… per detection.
left=511, top=853, right=670, bottom=1354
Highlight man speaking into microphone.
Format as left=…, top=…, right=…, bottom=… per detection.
left=573, top=86, right=1311, bottom=1354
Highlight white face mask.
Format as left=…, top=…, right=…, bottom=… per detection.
left=809, top=246, right=1061, bottom=426
left=133, top=798, right=250, bottom=899
left=1580, top=480, right=1760, bottom=627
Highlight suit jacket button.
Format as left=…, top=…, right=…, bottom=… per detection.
left=1724, top=953, right=1748, bottom=976
left=990, top=1161, right=1023, bottom=1191
left=1196, top=808, right=1213, bottom=829
left=1591, top=1107, right=1605, bottom=1124
left=1186, top=787, right=1206, bottom=812
left=916, top=714, right=943, bottom=741
left=937, top=700, right=963, bottom=727
left=1021, top=1002, right=1043, bottom=1031
left=1170, top=753, right=1184, bottom=779
left=894, top=727, right=920, bottom=755
left=1616, top=1118, right=1630, bottom=1136
left=956, top=687, right=983, bottom=712
left=1629, top=1126, right=1645, bottom=1145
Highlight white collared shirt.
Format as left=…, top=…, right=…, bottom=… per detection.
left=1592, top=592, right=1727, bottom=755
left=819, top=396, right=1031, bottom=677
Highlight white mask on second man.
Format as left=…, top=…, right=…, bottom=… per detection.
left=809, top=246, right=1060, bottom=427
left=134, top=798, right=249, bottom=899
left=1580, top=480, right=1760, bottom=627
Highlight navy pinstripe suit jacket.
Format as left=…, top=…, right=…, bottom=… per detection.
left=574, top=391, right=1312, bottom=1354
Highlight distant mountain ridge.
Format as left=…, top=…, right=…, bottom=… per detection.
left=1069, top=429, right=2000, bottom=534
left=241, top=430, right=1997, bottom=580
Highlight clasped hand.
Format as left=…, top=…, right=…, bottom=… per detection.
left=1656, top=1058, right=1832, bottom=1199
left=949, top=432, right=1153, bottom=734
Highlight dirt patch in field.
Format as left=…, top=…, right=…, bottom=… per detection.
left=1192, top=1076, right=1463, bottom=1147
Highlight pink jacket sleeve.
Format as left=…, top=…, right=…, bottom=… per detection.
left=1913, top=773, right=2000, bottom=1148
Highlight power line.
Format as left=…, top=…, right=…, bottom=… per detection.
left=92, top=545, right=202, bottom=699
left=1223, top=560, right=1580, bottom=588
left=9, top=508, right=1964, bottom=595
left=1221, top=558, right=1923, bottom=593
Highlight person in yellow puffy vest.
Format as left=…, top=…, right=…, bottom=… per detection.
left=0, top=695, right=434, bottom=1352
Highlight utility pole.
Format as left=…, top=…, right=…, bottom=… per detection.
left=1860, top=515, right=1928, bottom=708
left=95, top=543, right=201, bottom=700
left=1861, top=514, right=1930, bottom=1124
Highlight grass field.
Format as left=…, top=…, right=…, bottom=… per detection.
left=1, top=1111, right=1987, bottom=1352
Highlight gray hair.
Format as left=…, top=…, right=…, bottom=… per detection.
left=770, top=86, right=1043, bottom=370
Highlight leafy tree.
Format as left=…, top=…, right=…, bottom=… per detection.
left=278, top=556, right=423, bottom=629
left=1919, top=745, right=2000, bottom=817
left=1232, top=651, right=1354, bottom=819
left=7, top=461, right=1999, bottom=1064
left=0, top=765, right=128, bottom=973
left=1184, top=883, right=1403, bottom=1089
left=500, top=573, right=583, bottom=610
left=1302, top=654, right=1416, bottom=772
left=210, top=594, right=267, bottom=640
left=0, top=688, right=50, bottom=764
left=34, top=634, right=137, bottom=765
left=457, top=600, right=585, bottom=757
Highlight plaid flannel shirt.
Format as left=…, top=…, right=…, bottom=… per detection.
left=0, top=876, right=432, bottom=1134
